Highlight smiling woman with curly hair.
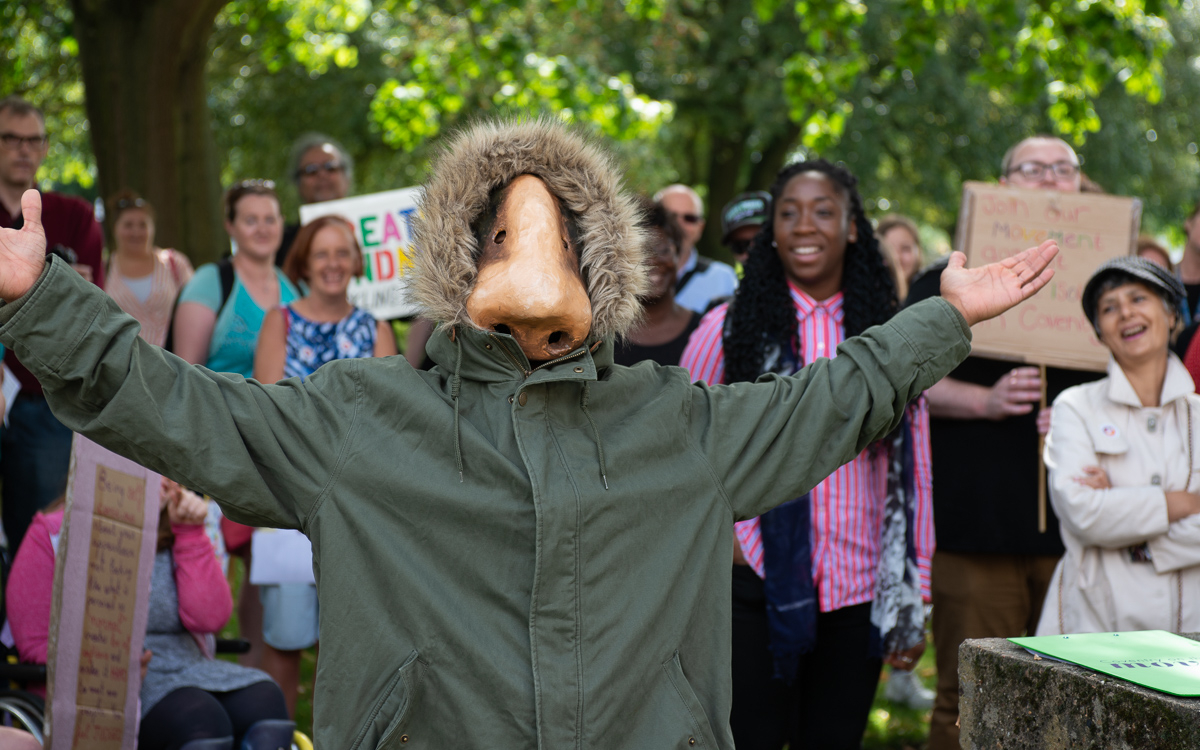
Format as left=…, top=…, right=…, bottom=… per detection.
left=682, top=159, right=932, bottom=750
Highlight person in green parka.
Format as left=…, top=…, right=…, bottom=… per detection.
left=0, top=118, right=1058, bottom=749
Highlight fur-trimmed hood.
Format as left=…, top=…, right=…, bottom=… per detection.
left=410, top=118, right=650, bottom=342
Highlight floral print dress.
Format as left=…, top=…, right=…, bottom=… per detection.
left=282, top=305, right=378, bottom=380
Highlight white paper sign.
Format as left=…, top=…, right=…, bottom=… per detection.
left=299, top=187, right=424, bottom=319
left=249, top=528, right=316, bottom=585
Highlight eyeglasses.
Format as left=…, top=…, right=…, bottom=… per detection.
left=1008, top=161, right=1080, bottom=181
left=115, top=198, right=147, bottom=210
left=297, top=160, right=345, bottom=178
left=668, top=211, right=702, bottom=225
left=0, top=133, right=48, bottom=150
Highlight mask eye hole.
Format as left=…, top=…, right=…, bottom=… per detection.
left=493, top=230, right=506, bottom=245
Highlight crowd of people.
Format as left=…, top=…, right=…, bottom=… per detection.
left=1, top=89, right=1199, bottom=750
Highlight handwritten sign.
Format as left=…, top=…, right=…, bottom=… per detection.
left=46, top=436, right=160, bottom=750
left=955, top=181, right=1140, bottom=371
left=299, top=187, right=424, bottom=319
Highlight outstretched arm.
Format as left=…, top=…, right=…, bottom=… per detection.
left=0, top=191, right=357, bottom=531
left=694, top=240, right=1059, bottom=519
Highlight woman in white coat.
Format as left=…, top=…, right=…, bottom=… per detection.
left=1039, top=256, right=1200, bottom=635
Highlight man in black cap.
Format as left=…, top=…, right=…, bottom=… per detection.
left=720, top=191, right=770, bottom=269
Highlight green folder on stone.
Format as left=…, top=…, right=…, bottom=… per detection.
left=1009, top=630, right=1200, bottom=697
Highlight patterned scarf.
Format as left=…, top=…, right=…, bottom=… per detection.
left=726, top=307, right=924, bottom=682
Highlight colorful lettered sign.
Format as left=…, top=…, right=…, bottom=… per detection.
left=299, top=187, right=424, bottom=319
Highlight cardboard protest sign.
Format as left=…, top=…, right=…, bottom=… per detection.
left=1011, top=631, right=1200, bottom=697
left=955, top=181, right=1140, bottom=371
left=299, top=187, right=424, bottom=319
left=46, top=436, right=160, bottom=750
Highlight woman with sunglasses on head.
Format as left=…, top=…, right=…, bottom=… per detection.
left=104, top=190, right=193, bottom=348
left=171, top=180, right=302, bottom=679
left=249, top=214, right=396, bottom=714
left=681, top=160, right=932, bottom=749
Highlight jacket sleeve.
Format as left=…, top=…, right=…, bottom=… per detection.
left=1148, top=516, right=1200, bottom=573
left=171, top=515, right=234, bottom=634
left=687, top=297, right=972, bottom=521
left=0, top=257, right=359, bottom=531
left=1044, top=396, right=1170, bottom=549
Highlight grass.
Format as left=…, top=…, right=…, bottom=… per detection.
left=221, top=557, right=936, bottom=747
left=864, top=643, right=938, bottom=750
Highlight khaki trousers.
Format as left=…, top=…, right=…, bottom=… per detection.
left=929, top=550, right=1060, bottom=750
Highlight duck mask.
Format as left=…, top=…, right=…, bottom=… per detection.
left=409, top=118, right=650, bottom=363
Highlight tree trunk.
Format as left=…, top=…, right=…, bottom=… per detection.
left=698, top=130, right=745, bottom=265
left=71, top=0, right=228, bottom=264
left=747, top=121, right=801, bottom=193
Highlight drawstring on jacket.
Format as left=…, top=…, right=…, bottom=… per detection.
left=451, top=329, right=465, bottom=482
left=580, top=382, right=609, bottom=490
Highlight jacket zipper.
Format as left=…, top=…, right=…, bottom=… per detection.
left=488, top=334, right=587, bottom=378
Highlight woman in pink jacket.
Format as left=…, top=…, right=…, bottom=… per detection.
left=7, top=481, right=292, bottom=750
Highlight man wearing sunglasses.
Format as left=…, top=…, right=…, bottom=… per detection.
left=276, top=133, right=353, bottom=267
left=655, top=184, right=739, bottom=314
left=0, top=95, right=104, bottom=552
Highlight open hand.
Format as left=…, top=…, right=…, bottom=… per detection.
left=0, top=190, right=48, bottom=302
left=940, top=240, right=1058, bottom=326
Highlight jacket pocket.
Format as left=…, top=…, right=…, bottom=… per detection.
left=350, top=650, right=428, bottom=750
left=661, top=651, right=720, bottom=748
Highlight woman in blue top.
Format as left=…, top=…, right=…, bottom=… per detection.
left=249, top=214, right=395, bottom=715
left=171, top=180, right=301, bottom=376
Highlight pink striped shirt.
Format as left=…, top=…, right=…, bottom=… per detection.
left=679, top=283, right=934, bottom=611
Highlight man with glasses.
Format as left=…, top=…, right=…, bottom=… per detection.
left=276, top=133, right=353, bottom=266
left=905, top=135, right=1095, bottom=750
left=654, top=184, right=738, bottom=314
left=0, top=95, right=104, bottom=551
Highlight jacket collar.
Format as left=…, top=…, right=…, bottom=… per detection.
left=425, top=324, right=608, bottom=385
left=1105, top=353, right=1195, bottom=408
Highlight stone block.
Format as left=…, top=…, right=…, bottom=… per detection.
left=958, top=634, right=1200, bottom=749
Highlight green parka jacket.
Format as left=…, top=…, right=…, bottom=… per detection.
left=0, top=122, right=972, bottom=748
left=2, top=258, right=969, bottom=748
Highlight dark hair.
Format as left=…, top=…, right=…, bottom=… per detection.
left=224, top=179, right=278, bottom=223
left=637, top=197, right=685, bottom=254
left=723, top=159, right=899, bottom=384
left=107, top=189, right=155, bottom=222
left=0, top=95, right=45, bottom=125
left=282, top=214, right=364, bottom=285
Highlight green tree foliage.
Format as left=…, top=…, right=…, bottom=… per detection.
left=4, top=0, right=1197, bottom=258
left=0, top=0, right=93, bottom=193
